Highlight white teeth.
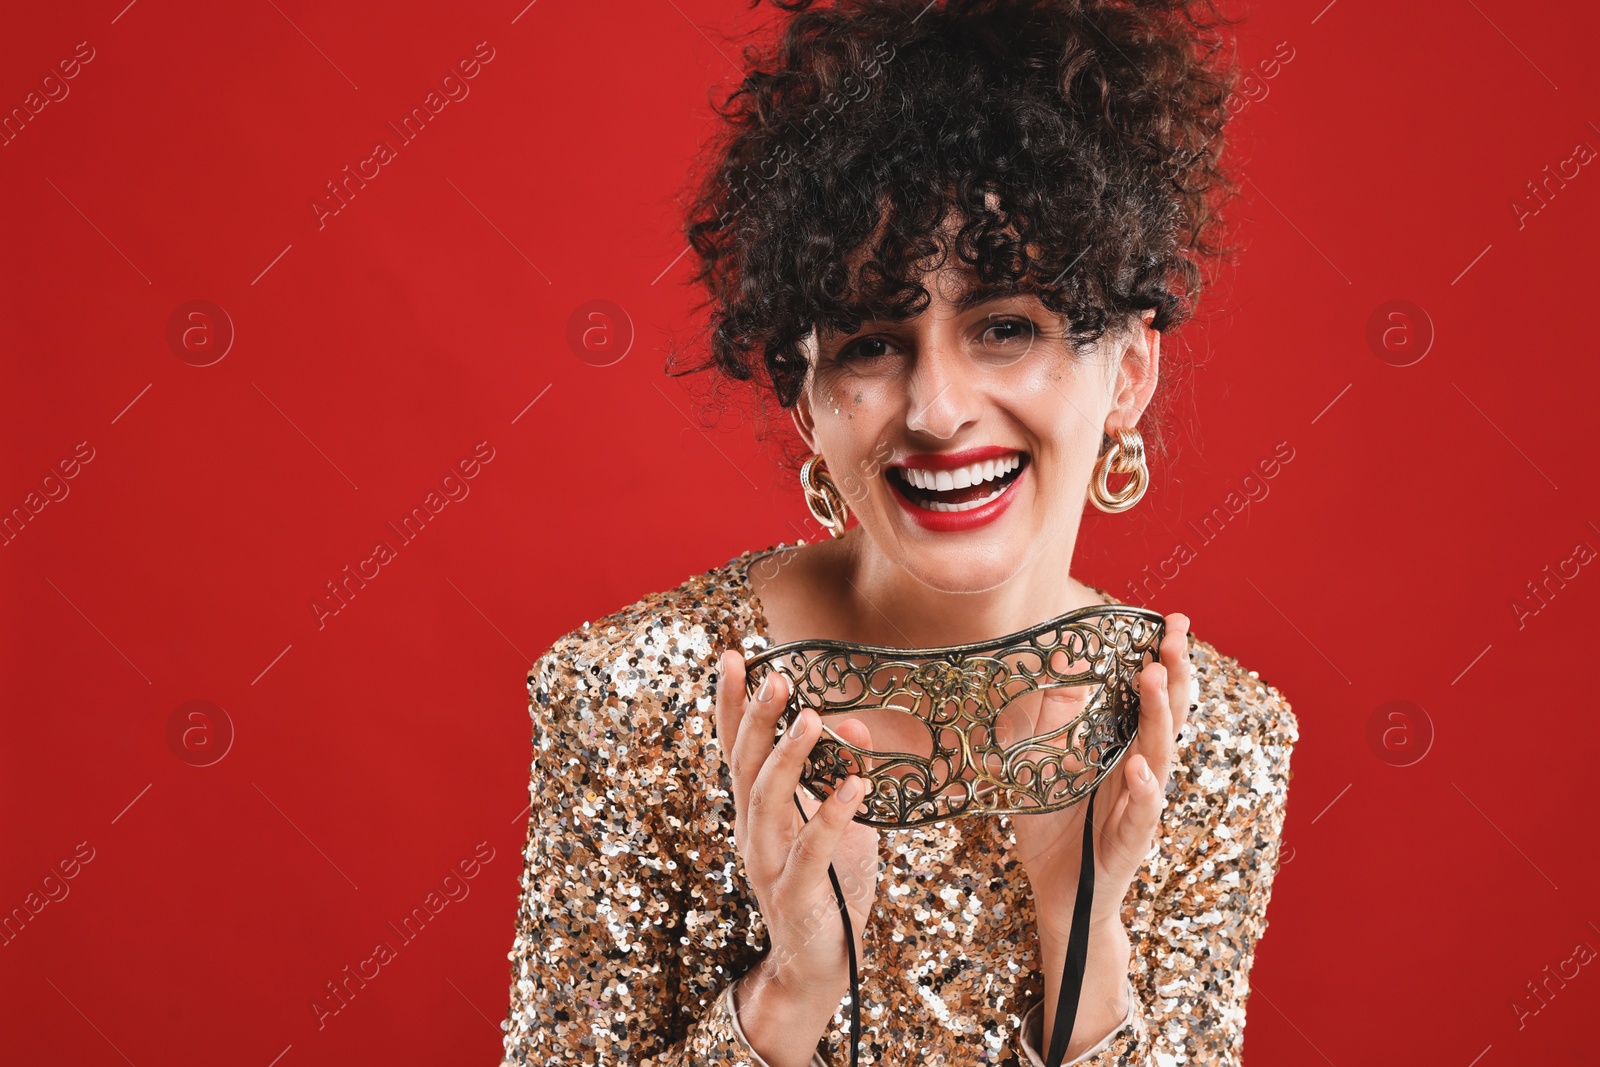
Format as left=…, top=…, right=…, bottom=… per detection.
left=899, top=453, right=1022, bottom=493
left=921, top=482, right=1008, bottom=512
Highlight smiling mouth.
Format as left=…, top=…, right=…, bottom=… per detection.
left=888, top=452, right=1030, bottom=512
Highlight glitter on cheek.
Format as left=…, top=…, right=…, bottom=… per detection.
left=497, top=544, right=1299, bottom=1066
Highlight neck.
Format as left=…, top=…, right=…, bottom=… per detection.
left=826, top=526, right=1104, bottom=648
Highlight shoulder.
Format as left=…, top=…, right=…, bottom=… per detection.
left=1176, top=634, right=1299, bottom=825
left=526, top=546, right=777, bottom=740
left=1188, top=635, right=1299, bottom=752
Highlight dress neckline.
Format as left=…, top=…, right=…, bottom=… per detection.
left=730, top=541, right=1125, bottom=653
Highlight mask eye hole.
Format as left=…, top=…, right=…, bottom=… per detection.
left=819, top=703, right=934, bottom=764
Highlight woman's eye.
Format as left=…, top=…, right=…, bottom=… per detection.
left=838, top=336, right=893, bottom=361
left=980, top=318, right=1036, bottom=347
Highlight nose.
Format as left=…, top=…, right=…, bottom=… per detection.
left=903, top=336, right=979, bottom=440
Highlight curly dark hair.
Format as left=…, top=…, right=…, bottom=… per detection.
left=668, top=0, right=1242, bottom=457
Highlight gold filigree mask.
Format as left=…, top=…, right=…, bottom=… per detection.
left=743, top=604, right=1165, bottom=829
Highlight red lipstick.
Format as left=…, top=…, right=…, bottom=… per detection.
left=893, top=444, right=1021, bottom=471
left=886, top=446, right=1028, bottom=533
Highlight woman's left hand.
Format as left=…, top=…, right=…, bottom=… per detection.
left=1006, top=613, right=1193, bottom=946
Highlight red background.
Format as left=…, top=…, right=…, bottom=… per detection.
left=3, top=1, right=1598, bottom=1064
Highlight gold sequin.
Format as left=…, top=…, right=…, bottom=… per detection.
left=500, top=544, right=1298, bottom=1066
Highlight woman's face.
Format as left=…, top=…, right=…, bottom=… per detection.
left=794, top=261, right=1158, bottom=595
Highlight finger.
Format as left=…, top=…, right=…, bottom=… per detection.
left=1029, top=687, right=1090, bottom=770
left=1042, top=647, right=1091, bottom=739
left=783, top=772, right=871, bottom=896
left=1104, top=753, right=1164, bottom=870
left=730, top=663, right=792, bottom=813
left=1160, top=613, right=1193, bottom=738
left=830, top=716, right=874, bottom=770
left=742, top=670, right=804, bottom=884
left=1134, top=661, right=1175, bottom=786
left=713, top=651, right=750, bottom=808
left=793, top=715, right=875, bottom=818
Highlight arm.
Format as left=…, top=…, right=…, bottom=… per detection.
left=500, top=645, right=795, bottom=1065
left=726, top=971, right=834, bottom=1067
left=1013, top=657, right=1299, bottom=1066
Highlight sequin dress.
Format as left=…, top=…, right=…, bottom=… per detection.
left=499, top=544, right=1298, bottom=1066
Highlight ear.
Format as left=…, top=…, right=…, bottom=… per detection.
left=1105, top=309, right=1160, bottom=432
left=790, top=398, right=818, bottom=453
left=790, top=329, right=821, bottom=452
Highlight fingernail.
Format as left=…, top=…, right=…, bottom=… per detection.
left=757, top=673, right=773, bottom=702
left=787, top=711, right=807, bottom=739
left=836, top=776, right=861, bottom=802
left=1137, top=759, right=1153, bottom=783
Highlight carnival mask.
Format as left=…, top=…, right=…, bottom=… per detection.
left=742, top=604, right=1165, bottom=828
left=740, top=603, right=1165, bottom=1067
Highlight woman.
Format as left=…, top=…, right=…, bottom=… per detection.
left=500, top=1, right=1297, bottom=1064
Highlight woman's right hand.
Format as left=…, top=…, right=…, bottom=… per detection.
left=714, top=649, right=882, bottom=1007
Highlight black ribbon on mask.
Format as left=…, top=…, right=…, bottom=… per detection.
left=791, top=785, right=1101, bottom=1067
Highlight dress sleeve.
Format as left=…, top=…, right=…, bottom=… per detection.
left=1011, top=657, right=1299, bottom=1067
left=725, top=983, right=832, bottom=1067
left=1015, top=980, right=1145, bottom=1065
left=499, top=646, right=787, bottom=1066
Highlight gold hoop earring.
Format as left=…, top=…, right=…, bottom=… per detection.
left=800, top=453, right=850, bottom=539
left=1090, top=427, right=1149, bottom=513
